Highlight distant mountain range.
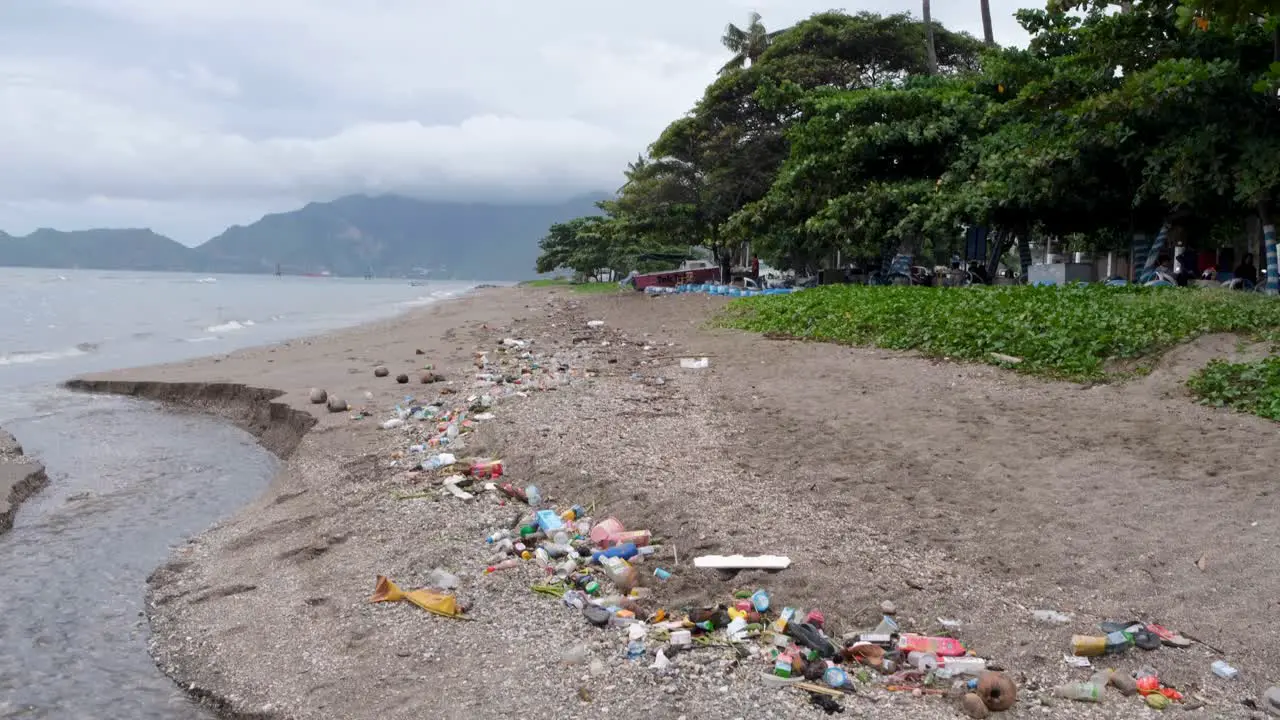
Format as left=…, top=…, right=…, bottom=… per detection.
left=0, top=193, right=607, bottom=280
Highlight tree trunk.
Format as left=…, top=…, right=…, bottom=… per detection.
left=1138, top=221, right=1172, bottom=283
left=980, top=0, right=995, bottom=45
left=923, top=0, right=939, bottom=74
left=1260, top=201, right=1279, bottom=295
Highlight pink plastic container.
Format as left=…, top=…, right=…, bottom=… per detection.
left=589, top=517, right=625, bottom=546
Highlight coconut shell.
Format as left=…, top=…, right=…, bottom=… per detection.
left=976, top=671, right=1017, bottom=711
left=396, top=373, right=409, bottom=384
left=374, top=366, right=389, bottom=377
left=961, top=692, right=990, bottom=719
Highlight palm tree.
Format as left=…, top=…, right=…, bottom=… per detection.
left=923, top=0, right=939, bottom=74
left=719, top=12, right=781, bottom=74
left=980, top=0, right=995, bottom=45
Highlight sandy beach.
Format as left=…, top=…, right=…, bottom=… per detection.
left=67, top=285, right=1280, bottom=719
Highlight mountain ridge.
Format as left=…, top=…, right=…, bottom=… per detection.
left=0, top=193, right=608, bottom=280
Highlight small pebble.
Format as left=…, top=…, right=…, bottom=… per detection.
left=374, top=366, right=389, bottom=377
left=1264, top=686, right=1280, bottom=716
left=880, top=600, right=897, bottom=615
left=308, top=388, right=327, bottom=404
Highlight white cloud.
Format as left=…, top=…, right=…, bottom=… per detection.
left=2, top=0, right=1033, bottom=243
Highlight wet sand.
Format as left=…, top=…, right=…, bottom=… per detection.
left=0, top=429, right=48, bottom=535
left=69, top=286, right=1280, bottom=719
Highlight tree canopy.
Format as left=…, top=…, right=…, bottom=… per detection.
left=535, top=3, right=1280, bottom=288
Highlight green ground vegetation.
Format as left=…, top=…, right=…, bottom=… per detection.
left=721, top=285, right=1280, bottom=381
left=1188, top=356, right=1280, bottom=420
left=521, top=279, right=622, bottom=294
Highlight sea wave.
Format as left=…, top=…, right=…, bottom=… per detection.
left=0, top=342, right=99, bottom=367
left=204, top=320, right=255, bottom=333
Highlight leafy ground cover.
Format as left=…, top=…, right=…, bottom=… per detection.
left=521, top=279, right=622, bottom=294
left=720, top=285, right=1280, bottom=381
left=1188, top=357, right=1280, bottom=421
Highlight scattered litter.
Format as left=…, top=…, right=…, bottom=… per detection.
left=679, top=357, right=710, bottom=369
left=1063, top=654, right=1092, bottom=668
left=586, top=320, right=605, bottom=328
left=990, top=352, right=1023, bottom=364
left=1031, top=609, right=1072, bottom=624
left=425, top=568, right=459, bottom=590
left=369, top=575, right=466, bottom=619
left=693, top=554, right=791, bottom=570
left=1210, top=659, right=1238, bottom=679
left=442, top=478, right=473, bottom=500
left=938, top=617, right=962, bottom=629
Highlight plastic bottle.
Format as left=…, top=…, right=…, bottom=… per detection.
left=486, top=529, right=512, bottom=544
left=1104, top=630, right=1134, bottom=654
left=751, top=589, right=771, bottom=612
left=381, top=418, right=404, bottom=430
left=908, top=651, right=939, bottom=672
left=1054, top=681, right=1104, bottom=702
left=600, top=557, right=639, bottom=592
left=484, top=558, right=519, bottom=574
left=423, top=453, right=457, bottom=470
left=525, top=485, right=542, bottom=506
left=940, top=657, right=986, bottom=675
left=1071, top=634, right=1107, bottom=657
left=591, top=543, right=639, bottom=563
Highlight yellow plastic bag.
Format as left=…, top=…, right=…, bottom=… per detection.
left=370, top=575, right=463, bottom=619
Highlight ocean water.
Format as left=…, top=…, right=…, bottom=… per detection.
left=0, top=268, right=482, bottom=718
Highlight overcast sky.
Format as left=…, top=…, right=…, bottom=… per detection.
left=0, top=1, right=1032, bottom=244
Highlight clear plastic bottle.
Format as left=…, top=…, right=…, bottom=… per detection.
left=1054, top=681, right=1104, bottom=702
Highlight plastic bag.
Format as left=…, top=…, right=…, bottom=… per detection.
left=370, top=575, right=463, bottom=619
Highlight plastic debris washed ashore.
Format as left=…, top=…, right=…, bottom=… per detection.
left=369, top=335, right=582, bottom=501
left=1054, top=617, right=1231, bottom=710
left=480, top=500, right=1019, bottom=717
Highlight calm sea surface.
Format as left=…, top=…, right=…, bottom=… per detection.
left=0, top=268, right=482, bottom=718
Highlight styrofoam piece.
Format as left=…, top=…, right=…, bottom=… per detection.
left=693, top=554, right=792, bottom=570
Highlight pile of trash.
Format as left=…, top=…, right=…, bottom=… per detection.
left=475, top=499, right=1017, bottom=718
left=1054, top=619, right=1213, bottom=710
left=369, top=335, right=578, bottom=501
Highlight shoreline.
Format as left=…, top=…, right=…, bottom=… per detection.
left=55, top=286, right=1280, bottom=719
left=0, top=429, right=49, bottom=536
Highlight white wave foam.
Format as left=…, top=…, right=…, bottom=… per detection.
left=182, top=336, right=219, bottom=343
left=204, top=319, right=255, bottom=333
left=0, top=345, right=94, bottom=366
left=196, top=277, right=217, bottom=283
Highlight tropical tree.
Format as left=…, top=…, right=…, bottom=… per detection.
left=981, top=0, right=997, bottom=44
left=924, top=0, right=940, bottom=73
left=719, top=12, right=780, bottom=74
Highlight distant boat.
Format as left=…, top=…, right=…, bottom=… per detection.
left=275, top=263, right=282, bottom=277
